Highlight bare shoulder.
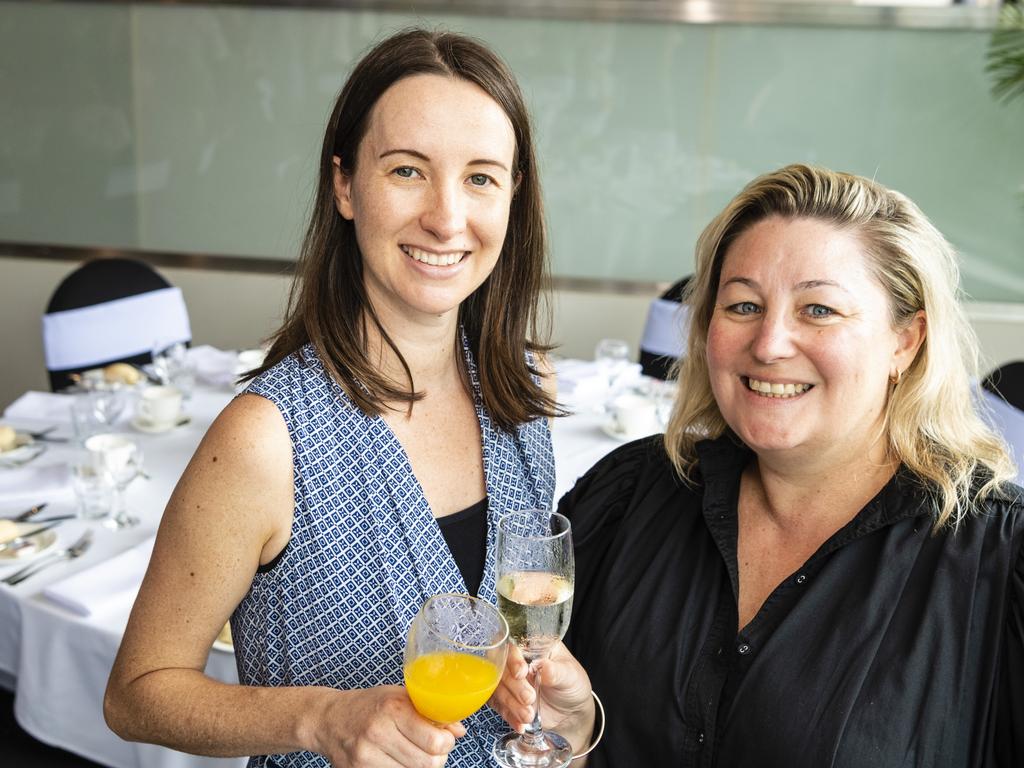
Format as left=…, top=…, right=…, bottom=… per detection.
left=534, top=352, right=558, bottom=402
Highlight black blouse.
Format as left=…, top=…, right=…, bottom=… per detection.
left=560, top=435, right=1024, bottom=768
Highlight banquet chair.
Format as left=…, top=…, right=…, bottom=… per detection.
left=638, top=276, right=691, bottom=380
left=977, top=387, right=1024, bottom=485
left=981, top=361, right=1024, bottom=413
left=43, top=258, right=191, bottom=391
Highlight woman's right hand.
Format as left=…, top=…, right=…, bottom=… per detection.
left=489, top=643, right=594, bottom=750
left=313, top=685, right=465, bottom=768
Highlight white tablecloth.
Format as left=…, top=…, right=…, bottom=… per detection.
left=0, top=372, right=635, bottom=768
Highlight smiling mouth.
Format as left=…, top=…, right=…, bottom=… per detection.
left=744, top=376, right=813, bottom=399
left=401, top=245, right=467, bottom=267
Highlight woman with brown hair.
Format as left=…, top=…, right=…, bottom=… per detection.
left=105, top=28, right=578, bottom=768
left=493, top=164, right=1023, bottom=767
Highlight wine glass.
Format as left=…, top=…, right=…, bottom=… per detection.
left=85, top=434, right=143, bottom=529
left=593, top=338, right=631, bottom=406
left=493, top=510, right=575, bottom=768
left=90, top=388, right=127, bottom=428
left=404, top=594, right=509, bottom=726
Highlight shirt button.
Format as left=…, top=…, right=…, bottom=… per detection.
left=697, top=731, right=705, bottom=744
left=796, top=574, right=807, bottom=584
left=737, top=643, right=751, bottom=655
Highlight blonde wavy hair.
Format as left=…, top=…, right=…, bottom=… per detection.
left=665, top=163, right=1017, bottom=530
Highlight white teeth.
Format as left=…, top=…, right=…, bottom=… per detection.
left=402, top=245, right=465, bottom=266
left=746, top=377, right=811, bottom=398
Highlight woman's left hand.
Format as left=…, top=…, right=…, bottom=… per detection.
left=489, top=642, right=595, bottom=751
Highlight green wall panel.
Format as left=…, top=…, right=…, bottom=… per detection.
left=1, top=2, right=1022, bottom=301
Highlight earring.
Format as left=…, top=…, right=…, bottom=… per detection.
left=889, top=368, right=902, bottom=386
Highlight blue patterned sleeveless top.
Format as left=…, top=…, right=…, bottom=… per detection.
left=234, top=336, right=555, bottom=767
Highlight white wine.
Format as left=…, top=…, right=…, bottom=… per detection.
left=496, top=571, right=573, bottom=660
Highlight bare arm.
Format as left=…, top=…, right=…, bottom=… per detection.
left=104, top=394, right=461, bottom=766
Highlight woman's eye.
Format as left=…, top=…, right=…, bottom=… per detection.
left=728, top=301, right=760, bottom=315
left=805, top=304, right=836, bottom=318
left=393, top=166, right=420, bottom=179
left=468, top=173, right=494, bottom=187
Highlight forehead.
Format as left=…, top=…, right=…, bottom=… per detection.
left=720, top=216, right=879, bottom=290
left=361, top=73, right=516, bottom=164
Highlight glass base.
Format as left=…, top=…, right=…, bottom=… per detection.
left=103, top=513, right=139, bottom=530
left=493, top=730, right=572, bottom=768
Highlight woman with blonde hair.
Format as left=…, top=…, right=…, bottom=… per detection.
left=493, top=164, right=1023, bottom=766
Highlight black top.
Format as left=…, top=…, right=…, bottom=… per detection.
left=437, top=497, right=488, bottom=597
left=561, top=435, right=1024, bottom=767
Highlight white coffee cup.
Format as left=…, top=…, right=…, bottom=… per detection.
left=136, top=385, right=183, bottom=427
left=608, top=393, right=660, bottom=439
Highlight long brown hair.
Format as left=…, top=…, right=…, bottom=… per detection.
left=665, top=164, right=1016, bottom=529
left=245, top=28, right=557, bottom=431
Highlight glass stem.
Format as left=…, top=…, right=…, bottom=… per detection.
left=113, top=484, right=126, bottom=523
left=521, top=659, right=546, bottom=748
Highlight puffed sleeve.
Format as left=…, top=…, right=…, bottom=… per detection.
left=556, top=435, right=665, bottom=549
left=997, top=530, right=1024, bottom=765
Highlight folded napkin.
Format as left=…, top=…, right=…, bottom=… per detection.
left=188, top=345, right=242, bottom=388
left=555, top=359, right=643, bottom=410
left=3, top=391, right=76, bottom=424
left=43, top=536, right=156, bottom=617
left=0, top=463, right=72, bottom=505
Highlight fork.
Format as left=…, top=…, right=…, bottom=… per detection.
left=2, top=530, right=94, bottom=586
left=25, top=427, right=68, bottom=444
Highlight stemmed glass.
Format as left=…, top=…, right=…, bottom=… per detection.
left=85, top=434, right=144, bottom=529
left=404, top=594, right=509, bottom=726
left=594, top=338, right=631, bottom=406
left=493, top=510, right=575, bottom=768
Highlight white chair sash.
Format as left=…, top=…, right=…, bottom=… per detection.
left=640, top=298, right=688, bottom=358
left=42, top=287, right=191, bottom=371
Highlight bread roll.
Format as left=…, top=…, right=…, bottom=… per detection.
left=217, top=623, right=233, bottom=647
left=0, top=425, right=17, bottom=453
left=103, top=362, right=142, bottom=385
left=0, top=519, right=19, bottom=545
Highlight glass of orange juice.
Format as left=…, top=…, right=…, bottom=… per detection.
left=404, top=593, right=509, bottom=724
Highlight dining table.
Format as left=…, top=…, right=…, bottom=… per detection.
left=0, top=353, right=649, bottom=768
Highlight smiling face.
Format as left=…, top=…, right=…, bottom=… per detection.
left=706, top=216, right=924, bottom=465
left=332, top=74, right=516, bottom=328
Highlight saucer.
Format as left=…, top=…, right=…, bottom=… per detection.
left=131, top=416, right=177, bottom=434
left=0, top=529, right=57, bottom=561
left=0, top=434, right=44, bottom=465
left=600, top=421, right=659, bottom=443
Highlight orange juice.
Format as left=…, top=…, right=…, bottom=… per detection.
left=404, top=651, right=501, bottom=723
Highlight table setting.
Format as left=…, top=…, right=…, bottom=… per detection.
left=0, top=342, right=670, bottom=768
left=0, top=345, right=262, bottom=768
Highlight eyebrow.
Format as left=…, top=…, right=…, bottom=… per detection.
left=379, top=148, right=509, bottom=172
left=721, top=277, right=848, bottom=293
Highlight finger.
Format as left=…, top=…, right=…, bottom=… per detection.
left=444, top=721, right=467, bottom=739
left=394, top=712, right=457, bottom=758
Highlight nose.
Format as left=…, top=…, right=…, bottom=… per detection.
left=750, top=309, right=797, bottom=363
left=419, top=180, right=466, bottom=242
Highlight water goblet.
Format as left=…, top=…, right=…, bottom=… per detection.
left=404, top=593, right=509, bottom=726
left=493, top=510, right=575, bottom=768
left=85, top=434, right=143, bottom=529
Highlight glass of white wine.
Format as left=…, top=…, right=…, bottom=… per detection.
left=404, top=594, right=509, bottom=726
left=493, top=510, right=575, bottom=768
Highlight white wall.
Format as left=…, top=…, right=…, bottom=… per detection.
left=1, top=256, right=1021, bottom=411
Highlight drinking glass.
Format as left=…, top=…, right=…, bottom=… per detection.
left=593, top=338, right=631, bottom=403
left=404, top=594, right=509, bottom=725
left=91, top=388, right=127, bottom=428
left=152, top=341, right=195, bottom=399
left=493, top=510, right=575, bottom=768
left=85, top=434, right=143, bottom=529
